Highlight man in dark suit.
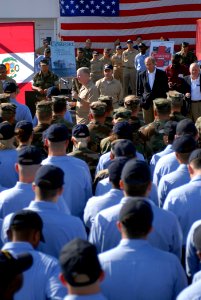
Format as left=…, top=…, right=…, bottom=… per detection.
left=137, top=56, right=169, bottom=124
left=181, top=63, right=201, bottom=122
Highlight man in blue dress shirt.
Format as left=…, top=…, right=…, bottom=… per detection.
left=2, top=210, right=67, bottom=300
left=99, top=198, right=187, bottom=300
left=153, top=118, right=198, bottom=186
left=90, top=159, right=182, bottom=258
left=164, top=149, right=201, bottom=247
left=158, top=134, right=196, bottom=207
left=59, top=239, right=107, bottom=300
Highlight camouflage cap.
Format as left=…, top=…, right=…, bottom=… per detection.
left=90, top=101, right=107, bottom=116
left=167, top=91, right=184, bottom=106
left=0, top=103, right=16, bottom=117
left=113, top=107, right=132, bottom=121
left=36, top=100, right=52, bottom=113
left=153, top=98, right=171, bottom=114
left=0, top=93, right=10, bottom=103
left=124, top=95, right=140, bottom=110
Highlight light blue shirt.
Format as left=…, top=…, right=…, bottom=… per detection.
left=150, top=144, right=173, bottom=177
left=64, top=294, right=107, bottom=300
left=90, top=197, right=182, bottom=258
left=158, top=164, right=190, bottom=207
left=84, top=188, right=124, bottom=229
left=10, top=97, right=33, bottom=123
left=177, top=279, right=201, bottom=300
left=0, top=149, right=18, bottom=188
left=33, top=110, right=73, bottom=127
left=95, top=177, right=159, bottom=207
left=186, top=220, right=201, bottom=278
left=42, top=155, right=92, bottom=218
left=99, top=239, right=187, bottom=300
left=0, top=182, right=34, bottom=218
left=2, top=241, right=66, bottom=300
left=96, top=151, right=144, bottom=175
left=153, top=152, right=179, bottom=186
left=134, top=52, right=149, bottom=72
left=26, top=201, right=87, bottom=258
left=163, top=175, right=201, bottom=245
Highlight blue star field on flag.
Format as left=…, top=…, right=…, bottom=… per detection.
left=60, top=0, right=119, bottom=17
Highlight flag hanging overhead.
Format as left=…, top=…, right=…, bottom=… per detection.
left=59, top=0, right=201, bottom=50
left=0, top=22, right=35, bottom=103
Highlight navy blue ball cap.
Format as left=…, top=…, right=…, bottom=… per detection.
left=104, top=64, right=113, bottom=70
left=34, top=165, right=64, bottom=189
left=10, top=209, right=45, bottom=242
left=163, top=120, right=177, bottom=137
left=44, top=124, right=69, bottom=142
left=72, top=124, right=89, bottom=138
left=112, top=121, right=133, bottom=138
left=121, top=159, right=151, bottom=184
left=189, top=149, right=201, bottom=164
left=15, top=121, right=33, bottom=134
left=0, top=121, right=14, bottom=140
left=111, top=139, right=136, bottom=158
left=108, top=157, right=130, bottom=183
left=18, top=146, right=42, bottom=165
left=3, top=81, right=18, bottom=93
left=172, top=134, right=197, bottom=153
left=176, top=119, right=197, bottom=136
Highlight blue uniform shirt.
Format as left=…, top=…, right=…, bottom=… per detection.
left=90, top=197, right=182, bottom=258
left=2, top=241, right=67, bottom=300
left=158, top=164, right=190, bottom=207
left=150, top=144, right=173, bottom=177
left=10, top=97, right=33, bottom=123
left=153, top=152, right=179, bottom=186
left=99, top=239, right=187, bottom=300
left=0, top=149, right=18, bottom=188
left=84, top=188, right=124, bottom=229
left=42, top=155, right=92, bottom=218
left=64, top=294, right=107, bottom=300
left=163, top=175, right=201, bottom=245
left=177, top=279, right=201, bottom=300
left=186, top=220, right=201, bottom=278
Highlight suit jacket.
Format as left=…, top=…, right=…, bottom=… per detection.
left=137, top=68, right=169, bottom=110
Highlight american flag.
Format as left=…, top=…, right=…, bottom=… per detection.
left=59, top=0, right=201, bottom=50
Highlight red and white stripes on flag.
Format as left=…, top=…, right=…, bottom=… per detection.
left=59, top=0, right=201, bottom=50
left=0, top=22, right=35, bottom=103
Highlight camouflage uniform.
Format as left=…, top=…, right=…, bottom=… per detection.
left=139, top=99, right=171, bottom=160
left=0, top=103, right=16, bottom=126
left=176, top=50, right=197, bottom=67
left=98, top=95, right=114, bottom=129
left=32, top=71, right=59, bottom=90
left=76, top=57, right=90, bottom=70
left=88, top=101, right=111, bottom=153
left=90, top=59, right=103, bottom=83
left=68, top=148, right=99, bottom=180
left=0, top=76, right=16, bottom=94
left=167, top=91, right=186, bottom=122
left=32, top=101, right=52, bottom=159
left=83, top=48, right=93, bottom=61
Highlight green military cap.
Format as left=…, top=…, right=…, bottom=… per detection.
left=167, top=91, right=184, bottom=106
left=90, top=101, right=107, bottom=116
left=0, top=103, right=16, bottom=117
left=0, top=93, right=10, bottom=103
left=36, top=100, right=52, bottom=113
left=113, top=107, right=132, bottom=120
left=153, top=98, right=171, bottom=114
left=124, top=95, right=140, bottom=110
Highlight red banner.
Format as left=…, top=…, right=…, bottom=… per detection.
left=196, top=19, right=201, bottom=61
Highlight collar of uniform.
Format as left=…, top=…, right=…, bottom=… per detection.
left=190, top=175, right=201, bottom=183
left=120, top=196, right=151, bottom=205
left=28, top=200, right=60, bottom=211
left=102, top=77, right=114, bottom=83
left=166, top=144, right=173, bottom=151
left=15, top=181, right=34, bottom=190
left=2, top=241, right=34, bottom=252
left=176, top=164, right=189, bottom=172
left=119, top=238, right=149, bottom=249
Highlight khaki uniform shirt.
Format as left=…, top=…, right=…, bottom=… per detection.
left=122, top=49, right=138, bottom=68
left=99, top=56, right=112, bottom=66
left=76, top=80, right=99, bottom=124
left=95, top=77, right=123, bottom=108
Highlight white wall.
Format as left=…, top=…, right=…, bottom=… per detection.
left=0, top=0, right=59, bottom=18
